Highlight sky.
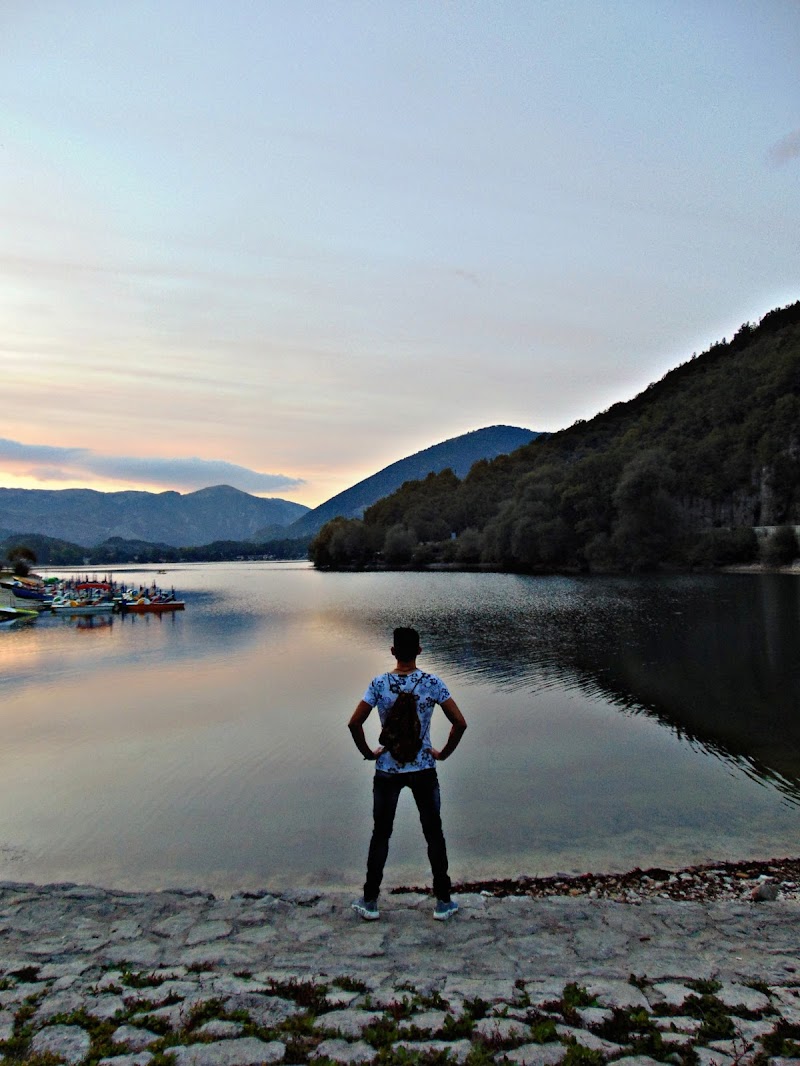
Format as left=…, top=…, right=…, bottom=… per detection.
left=1, top=1, right=798, bottom=508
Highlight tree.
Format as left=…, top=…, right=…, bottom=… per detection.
left=454, top=527, right=482, bottom=563
left=609, top=450, right=681, bottom=570
left=6, top=545, right=37, bottom=576
left=760, top=525, right=799, bottom=567
left=382, top=525, right=416, bottom=565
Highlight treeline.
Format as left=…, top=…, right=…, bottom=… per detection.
left=0, top=533, right=310, bottom=567
left=310, top=303, right=800, bottom=572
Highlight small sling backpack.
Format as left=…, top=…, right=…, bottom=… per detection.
left=379, top=673, right=423, bottom=765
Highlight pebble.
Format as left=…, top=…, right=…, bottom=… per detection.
left=0, top=877, right=798, bottom=1066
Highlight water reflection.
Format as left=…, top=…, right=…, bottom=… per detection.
left=362, top=574, right=800, bottom=805
left=0, top=589, right=267, bottom=697
left=0, top=564, right=797, bottom=891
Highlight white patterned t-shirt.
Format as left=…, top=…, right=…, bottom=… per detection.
left=362, top=669, right=452, bottom=774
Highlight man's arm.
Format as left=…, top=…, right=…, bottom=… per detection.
left=348, top=700, right=384, bottom=761
left=429, top=697, right=467, bottom=761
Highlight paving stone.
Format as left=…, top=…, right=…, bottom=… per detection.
left=110, top=921, right=143, bottom=941
left=575, top=1007, right=614, bottom=1027
left=474, top=1017, right=532, bottom=1042
left=773, top=1002, right=800, bottom=1026
left=392, top=1039, right=473, bottom=1063
left=443, top=977, right=519, bottom=1003
left=584, top=980, right=650, bottom=1010
left=105, top=941, right=164, bottom=966
left=613, top=1058, right=664, bottom=1066
left=196, top=1021, right=245, bottom=1038
left=280, top=890, right=322, bottom=906
left=204, top=975, right=267, bottom=997
left=556, top=1025, right=625, bottom=1055
left=31, top=1023, right=92, bottom=1065
left=660, top=1032, right=696, bottom=1046
left=98, top=1054, right=154, bottom=1066
left=694, top=1049, right=735, bottom=1066
left=0, top=982, right=46, bottom=1006
left=313, top=1010, right=384, bottom=1038
left=168, top=1037, right=286, bottom=1066
left=152, top=914, right=198, bottom=938
left=708, top=1037, right=761, bottom=1061
left=150, top=968, right=190, bottom=982
left=646, top=981, right=694, bottom=1008
left=520, top=981, right=569, bottom=1008
left=112, top=1024, right=161, bottom=1051
left=38, top=962, right=93, bottom=980
left=716, top=983, right=772, bottom=1013
left=147, top=979, right=203, bottom=1002
left=311, top=1038, right=376, bottom=1063
left=85, top=994, right=127, bottom=1021
left=232, top=926, right=277, bottom=946
left=499, top=1043, right=566, bottom=1065
left=398, top=1010, right=448, bottom=1034
left=185, top=922, right=233, bottom=946
left=655, top=1016, right=704, bottom=1034
left=35, top=989, right=86, bottom=1021
left=178, top=945, right=255, bottom=967
left=770, top=988, right=800, bottom=1010
left=132, top=1000, right=210, bottom=1031
left=731, top=1018, right=780, bottom=1042
left=363, top=988, right=413, bottom=1008
left=222, top=993, right=300, bottom=1029
left=325, top=990, right=360, bottom=1008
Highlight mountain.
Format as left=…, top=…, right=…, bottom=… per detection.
left=284, top=425, right=539, bottom=538
left=310, top=301, right=800, bottom=571
left=0, top=484, right=309, bottom=547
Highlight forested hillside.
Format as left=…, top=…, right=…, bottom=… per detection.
left=286, top=424, right=537, bottom=537
left=310, top=302, right=800, bottom=572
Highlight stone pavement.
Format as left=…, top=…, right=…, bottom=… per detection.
left=0, top=881, right=798, bottom=1065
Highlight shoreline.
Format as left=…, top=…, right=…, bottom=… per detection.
left=4, top=854, right=799, bottom=904
left=397, top=855, right=800, bottom=903
left=2, top=861, right=799, bottom=1065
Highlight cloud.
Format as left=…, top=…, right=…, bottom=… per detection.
left=767, top=129, right=800, bottom=166
left=0, top=438, right=303, bottom=495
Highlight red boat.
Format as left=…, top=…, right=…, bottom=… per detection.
left=122, top=598, right=185, bottom=613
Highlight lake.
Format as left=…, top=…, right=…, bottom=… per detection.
left=0, top=563, right=798, bottom=895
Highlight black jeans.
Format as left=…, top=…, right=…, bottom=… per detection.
left=364, top=768, right=451, bottom=902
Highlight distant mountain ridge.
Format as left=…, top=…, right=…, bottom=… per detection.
left=285, top=425, right=538, bottom=537
left=0, top=485, right=309, bottom=547
left=309, top=300, right=800, bottom=572
left=0, top=426, right=538, bottom=550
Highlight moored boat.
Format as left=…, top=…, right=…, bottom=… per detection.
left=0, top=579, right=51, bottom=610
left=0, top=606, right=39, bottom=626
left=50, top=601, right=115, bottom=616
left=120, top=598, right=185, bottom=613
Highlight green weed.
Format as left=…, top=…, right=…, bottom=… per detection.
left=561, top=1043, right=604, bottom=1066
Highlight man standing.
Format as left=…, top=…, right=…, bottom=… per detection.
left=348, top=626, right=467, bottom=921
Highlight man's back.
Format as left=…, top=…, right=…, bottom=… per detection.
left=348, top=626, right=467, bottom=921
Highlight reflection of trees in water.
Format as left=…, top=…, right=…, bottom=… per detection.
left=403, top=574, right=800, bottom=806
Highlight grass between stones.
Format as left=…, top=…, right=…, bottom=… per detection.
left=0, top=968, right=798, bottom=1066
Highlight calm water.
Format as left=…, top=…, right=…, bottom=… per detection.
left=0, top=563, right=798, bottom=894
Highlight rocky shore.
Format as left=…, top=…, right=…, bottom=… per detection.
left=0, top=862, right=798, bottom=1066
left=420, top=857, right=800, bottom=905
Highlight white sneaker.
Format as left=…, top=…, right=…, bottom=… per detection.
left=351, top=897, right=380, bottom=920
